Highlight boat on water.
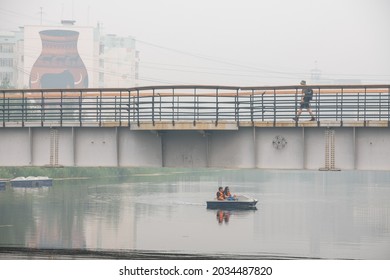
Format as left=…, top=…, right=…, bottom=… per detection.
left=10, top=176, right=53, bottom=188
left=206, top=194, right=258, bottom=210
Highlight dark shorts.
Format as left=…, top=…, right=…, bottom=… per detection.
left=300, top=102, right=310, bottom=109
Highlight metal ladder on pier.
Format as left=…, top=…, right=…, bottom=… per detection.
left=49, top=128, right=59, bottom=167
left=320, top=128, right=340, bottom=171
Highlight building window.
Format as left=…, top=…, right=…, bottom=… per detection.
left=0, top=44, right=14, bottom=53
left=0, top=72, right=13, bottom=87
left=0, top=58, right=13, bottom=67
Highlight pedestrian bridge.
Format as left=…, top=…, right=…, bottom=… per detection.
left=1, top=84, right=389, bottom=129
left=1, top=84, right=390, bottom=170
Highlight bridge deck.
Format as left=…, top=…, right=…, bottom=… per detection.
left=1, top=120, right=389, bottom=129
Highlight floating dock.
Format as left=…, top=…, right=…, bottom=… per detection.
left=10, top=176, right=53, bottom=188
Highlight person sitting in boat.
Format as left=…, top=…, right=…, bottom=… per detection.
left=224, top=186, right=236, bottom=200
left=216, top=187, right=225, bottom=200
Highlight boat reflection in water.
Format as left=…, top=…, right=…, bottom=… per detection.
left=212, top=208, right=257, bottom=225
left=216, top=210, right=231, bottom=224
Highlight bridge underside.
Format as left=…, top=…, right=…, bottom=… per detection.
left=1, top=124, right=389, bottom=170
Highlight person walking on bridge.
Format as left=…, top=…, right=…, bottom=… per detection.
left=293, top=80, right=316, bottom=121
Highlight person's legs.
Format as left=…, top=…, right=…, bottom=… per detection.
left=293, top=107, right=303, bottom=121
left=308, top=107, right=315, bottom=120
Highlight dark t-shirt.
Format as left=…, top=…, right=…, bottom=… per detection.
left=303, top=88, right=313, bottom=102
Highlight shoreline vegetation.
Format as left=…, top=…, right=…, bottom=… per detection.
left=2, top=167, right=389, bottom=184
left=0, top=166, right=193, bottom=181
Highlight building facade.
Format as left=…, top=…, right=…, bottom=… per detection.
left=100, top=34, right=139, bottom=88
left=0, top=32, right=16, bottom=88
left=0, top=21, right=139, bottom=89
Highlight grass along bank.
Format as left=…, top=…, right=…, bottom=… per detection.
left=0, top=166, right=166, bottom=181
left=0, top=166, right=222, bottom=182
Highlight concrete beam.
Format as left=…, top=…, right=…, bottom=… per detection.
left=130, top=121, right=238, bottom=131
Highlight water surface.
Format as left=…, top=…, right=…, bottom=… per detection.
left=0, top=169, right=389, bottom=259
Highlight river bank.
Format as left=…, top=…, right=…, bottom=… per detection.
left=0, top=166, right=179, bottom=181
left=0, top=166, right=226, bottom=183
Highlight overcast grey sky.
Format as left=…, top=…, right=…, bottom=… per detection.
left=1, top=0, right=389, bottom=86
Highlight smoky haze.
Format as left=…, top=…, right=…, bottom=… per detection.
left=1, top=0, right=389, bottom=86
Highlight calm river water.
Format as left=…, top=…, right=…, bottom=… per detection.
left=0, top=169, right=389, bottom=259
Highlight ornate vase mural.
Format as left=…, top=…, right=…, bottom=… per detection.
left=29, top=29, right=89, bottom=89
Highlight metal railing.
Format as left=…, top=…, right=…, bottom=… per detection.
left=1, top=85, right=389, bottom=127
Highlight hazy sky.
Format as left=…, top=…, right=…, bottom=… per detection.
left=1, top=0, right=389, bottom=86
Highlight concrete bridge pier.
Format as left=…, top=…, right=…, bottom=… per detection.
left=208, top=128, right=256, bottom=168
left=160, top=129, right=256, bottom=168
left=73, top=128, right=163, bottom=167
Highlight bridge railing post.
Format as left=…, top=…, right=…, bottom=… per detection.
left=379, top=91, right=382, bottom=121
left=215, top=88, right=219, bottom=126
left=172, top=88, right=175, bottom=126
left=136, top=89, right=140, bottom=126
left=273, top=89, right=276, bottom=126
left=316, top=87, right=320, bottom=123
left=250, top=89, right=254, bottom=125
left=235, top=88, right=239, bottom=124
left=99, top=90, right=103, bottom=126
left=60, top=90, right=63, bottom=126
left=388, top=87, right=390, bottom=126
left=1, top=91, right=3, bottom=126
left=193, top=88, right=196, bottom=126
left=294, top=88, right=298, bottom=124
left=1, top=91, right=5, bottom=126
left=126, top=90, right=131, bottom=127
left=335, top=91, right=339, bottom=121
left=21, top=90, right=25, bottom=127
left=119, top=90, right=123, bottom=126
left=40, top=90, right=44, bottom=126
left=78, top=91, right=82, bottom=126
left=340, top=87, right=344, bottom=126
left=261, top=92, right=266, bottom=121
left=364, top=87, right=367, bottom=125
left=152, top=88, right=155, bottom=126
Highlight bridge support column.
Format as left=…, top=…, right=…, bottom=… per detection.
left=118, top=128, right=162, bottom=167
left=208, top=128, right=255, bottom=168
left=161, top=131, right=208, bottom=168
left=256, top=128, right=304, bottom=169
left=355, top=127, right=390, bottom=170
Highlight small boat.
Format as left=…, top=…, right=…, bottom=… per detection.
left=10, top=176, right=53, bottom=188
left=206, top=194, right=258, bottom=210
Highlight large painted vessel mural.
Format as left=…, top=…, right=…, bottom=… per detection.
left=29, top=29, right=88, bottom=89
